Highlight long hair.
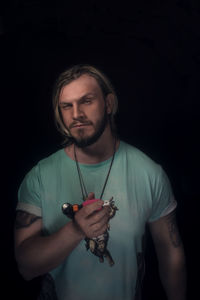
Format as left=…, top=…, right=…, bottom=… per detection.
left=52, top=64, right=118, bottom=146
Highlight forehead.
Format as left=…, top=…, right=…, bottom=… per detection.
left=59, top=74, right=102, bottom=102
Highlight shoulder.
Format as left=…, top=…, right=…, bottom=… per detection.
left=38, top=149, right=64, bottom=167
left=23, top=149, right=65, bottom=181
left=119, top=141, right=161, bottom=176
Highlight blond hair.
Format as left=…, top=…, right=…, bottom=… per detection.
left=52, top=64, right=118, bottom=145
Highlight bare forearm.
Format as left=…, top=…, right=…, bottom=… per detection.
left=159, top=250, right=187, bottom=300
left=15, top=199, right=109, bottom=281
left=16, top=221, right=83, bottom=280
left=149, top=211, right=187, bottom=300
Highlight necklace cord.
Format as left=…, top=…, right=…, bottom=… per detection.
left=74, top=139, right=117, bottom=201
left=74, top=149, right=88, bottom=200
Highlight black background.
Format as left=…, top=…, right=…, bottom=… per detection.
left=1, top=1, right=200, bottom=299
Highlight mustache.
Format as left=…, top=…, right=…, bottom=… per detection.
left=69, top=120, right=92, bottom=129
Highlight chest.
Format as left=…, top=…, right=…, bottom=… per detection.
left=41, top=167, right=151, bottom=242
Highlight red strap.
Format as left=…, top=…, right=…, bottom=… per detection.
left=82, top=199, right=100, bottom=206
left=82, top=199, right=102, bottom=211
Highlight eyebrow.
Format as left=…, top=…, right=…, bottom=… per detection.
left=59, top=92, right=97, bottom=105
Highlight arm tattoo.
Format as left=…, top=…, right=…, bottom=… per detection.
left=15, top=210, right=42, bottom=229
left=166, top=211, right=182, bottom=248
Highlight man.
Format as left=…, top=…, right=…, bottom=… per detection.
left=15, top=64, right=186, bottom=300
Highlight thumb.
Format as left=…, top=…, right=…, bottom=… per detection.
left=87, top=192, right=95, bottom=200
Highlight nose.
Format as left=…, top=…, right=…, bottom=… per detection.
left=72, top=104, right=84, bottom=120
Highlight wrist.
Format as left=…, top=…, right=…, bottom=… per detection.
left=70, top=220, right=85, bottom=240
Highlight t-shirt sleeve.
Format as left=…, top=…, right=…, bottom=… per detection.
left=148, top=166, right=177, bottom=223
left=17, top=165, right=42, bottom=217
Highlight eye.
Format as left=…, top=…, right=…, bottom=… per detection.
left=85, top=99, right=91, bottom=103
left=60, top=103, right=72, bottom=110
left=83, top=98, right=93, bottom=104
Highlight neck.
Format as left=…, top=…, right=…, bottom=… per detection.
left=65, top=125, right=119, bottom=164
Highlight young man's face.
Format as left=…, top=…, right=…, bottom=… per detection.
left=59, top=75, right=113, bottom=148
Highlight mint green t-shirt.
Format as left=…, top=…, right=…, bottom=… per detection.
left=17, top=141, right=177, bottom=300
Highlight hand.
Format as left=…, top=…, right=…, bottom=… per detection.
left=73, top=193, right=110, bottom=239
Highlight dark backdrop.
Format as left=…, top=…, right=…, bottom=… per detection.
left=1, top=1, right=200, bottom=299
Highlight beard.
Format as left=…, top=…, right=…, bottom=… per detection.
left=69, top=110, right=109, bottom=148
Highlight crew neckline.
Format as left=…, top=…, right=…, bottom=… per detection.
left=62, top=141, right=122, bottom=168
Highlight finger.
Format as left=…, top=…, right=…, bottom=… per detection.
left=84, top=200, right=104, bottom=216
left=87, top=192, right=95, bottom=200
left=90, top=222, right=109, bottom=238
left=89, top=207, right=110, bottom=226
left=78, top=200, right=104, bottom=218
left=102, top=205, right=111, bottom=214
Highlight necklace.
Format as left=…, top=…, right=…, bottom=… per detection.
left=74, top=139, right=117, bottom=201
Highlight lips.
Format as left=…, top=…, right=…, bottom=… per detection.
left=71, top=123, right=91, bottom=129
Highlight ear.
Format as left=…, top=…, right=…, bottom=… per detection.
left=105, top=93, right=115, bottom=114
